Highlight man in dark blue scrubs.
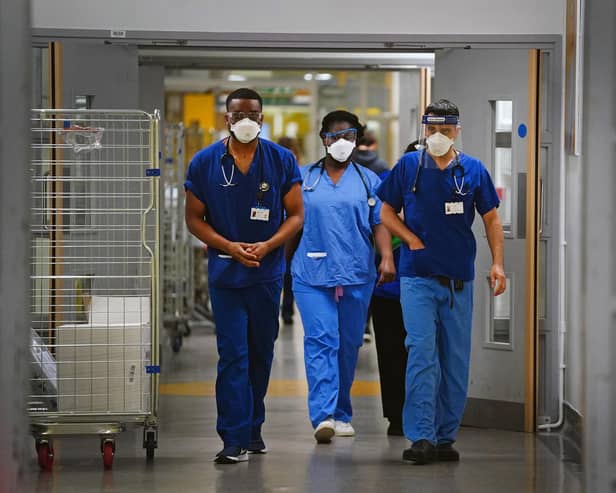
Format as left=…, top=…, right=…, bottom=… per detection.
left=185, top=88, right=304, bottom=464
left=377, top=99, right=506, bottom=465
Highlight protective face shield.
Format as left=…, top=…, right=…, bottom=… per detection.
left=230, top=117, right=261, bottom=144
left=417, top=114, right=462, bottom=156
left=323, top=127, right=357, bottom=163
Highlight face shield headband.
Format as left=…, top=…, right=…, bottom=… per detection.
left=421, top=115, right=460, bottom=126
left=416, top=114, right=462, bottom=152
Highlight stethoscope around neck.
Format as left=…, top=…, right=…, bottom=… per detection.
left=303, top=158, right=377, bottom=207
left=411, top=148, right=468, bottom=196
left=220, top=137, right=270, bottom=202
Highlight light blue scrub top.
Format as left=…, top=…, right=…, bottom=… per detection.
left=291, top=161, right=382, bottom=287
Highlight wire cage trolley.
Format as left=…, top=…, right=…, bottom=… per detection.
left=29, top=109, right=161, bottom=470
left=161, top=123, right=194, bottom=353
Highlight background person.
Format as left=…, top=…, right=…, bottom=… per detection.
left=277, top=136, right=302, bottom=325
left=352, top=128, right=389, bottom=175
left=289, top=110, right=395, bottom=444
left=370, top=140, right=419, bottom=436
left=353, top=128, right=389, bottom=342
left=185, top=88, right=303, bottom=464
left=377, top=100, right=506, bottom=465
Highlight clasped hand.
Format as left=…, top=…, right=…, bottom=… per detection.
left=227, top=241, right=272, bottom=268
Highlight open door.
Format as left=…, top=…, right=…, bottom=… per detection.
left=433, top=48, right=541, bottom=432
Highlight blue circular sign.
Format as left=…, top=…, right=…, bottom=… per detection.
left=518, top=124, right=528, bottom=138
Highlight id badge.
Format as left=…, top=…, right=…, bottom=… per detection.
left=445, top=202, right=464, bottom=215
left=250, top=206, right=270, bottom=222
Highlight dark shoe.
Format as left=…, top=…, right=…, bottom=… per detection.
left=387, top=420, right=404, bottom=436
left=402, top=439, right=436, bottom=465
left=248, top=436, right=267, bottom=454
left=436, top=442, right=460, bottom=462
left=214, top=446, right=248, bottom=464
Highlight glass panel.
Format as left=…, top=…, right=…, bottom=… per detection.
left=495, top=100, right=513, bottom=132
left=488, top=275, right=513, bottom=345
left=492, top=101, right=514, bottom=232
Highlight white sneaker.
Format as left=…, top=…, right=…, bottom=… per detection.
left=314, top=418, right=336, bottom=444
left=334, top=421, right=355, bottom=437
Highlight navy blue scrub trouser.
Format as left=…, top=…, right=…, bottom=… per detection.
left=209, top=279, right=282, bottom=448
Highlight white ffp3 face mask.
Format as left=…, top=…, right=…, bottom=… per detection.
left=426, top=132, right=454, bottom=157
left=230, top=118, right=261, bottom=143
left=327, top=139, right=355, bottom=163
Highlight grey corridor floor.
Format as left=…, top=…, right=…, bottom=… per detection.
left=25, top=317, right=583, bottom=493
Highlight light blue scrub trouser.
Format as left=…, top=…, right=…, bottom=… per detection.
left=293, top=280, right=373, bottom=428
left=209, top=279, right=282, bottom=448
left=400, top=276, right=473, bottom=445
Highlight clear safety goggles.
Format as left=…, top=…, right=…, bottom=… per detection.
left=323, top=128, right=357, bottom=145
left=226, top=111, right=263, bottom=124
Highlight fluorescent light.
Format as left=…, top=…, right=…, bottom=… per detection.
left=303, top=73, right=313, bottom=81
left=227, top=74, right=247, bottom=82
left=315, top=73, right=332, bottom=81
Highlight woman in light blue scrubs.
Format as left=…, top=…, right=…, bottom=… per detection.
left=289, top=111, right=395, bottom=444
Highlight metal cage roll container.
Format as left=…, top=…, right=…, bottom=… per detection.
left=29, top=109, right=162, bottom=470
left=161, top=123, right=194, bottom=353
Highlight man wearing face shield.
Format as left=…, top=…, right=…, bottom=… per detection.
left=287, top=110, right=395, bottom=444
left=377, top=99, right=506, bottom=464
left=185, top=88, right=304, bottom=464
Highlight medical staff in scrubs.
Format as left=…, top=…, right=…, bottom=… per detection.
left=289, top=110, right=395, bottom=444
left=185, top=88, right=304, bottom=464
left=377, top=99, right=506, bottom=465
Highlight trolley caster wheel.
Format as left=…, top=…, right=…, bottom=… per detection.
left=143, top=428, right=157, bottom=463
left=36, top=441, right=54, bottom=471
left=171, top=335, right=183, bottom=353
left=102, top=441, right=115, bottom=470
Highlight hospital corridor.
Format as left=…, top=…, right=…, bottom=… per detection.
left=1, top=1, right=615, bottom=492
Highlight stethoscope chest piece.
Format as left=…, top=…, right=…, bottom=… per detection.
left=259, top=182, right=270, bottom=192
left=367, top=197, right=377, bottom=207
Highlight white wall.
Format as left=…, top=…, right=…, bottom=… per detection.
left=564, top=155, right=583, bottom=413
left=62, top=42, right=139, bottom=109
left=581, top=0, right=616, bottom=489
left=138, top=65, right=165, bottom=119
left=32, top=0, right=564, bottom=36
left=1, top=0, right=31, bottom=490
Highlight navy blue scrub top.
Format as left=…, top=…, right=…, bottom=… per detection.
left=185, top=138, right=302, bottom=288
left=376, top=150, right=500, bottom=281
left=292, top=162, right=382, bottom=288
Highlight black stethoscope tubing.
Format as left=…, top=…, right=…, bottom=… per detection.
left=303, top=158, right=376, bottom=207
left=220, top=138, right=269, bottom=203
left=411, top=148, right=467, bottom=196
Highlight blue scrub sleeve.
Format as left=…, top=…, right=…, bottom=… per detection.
left=376, top=159, right=407, bottom=213
left=281, top=154, right=303, bottom=197
left=184, top=158, right=208, bottom=206
left=474, top=164, right=501, bottom=216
